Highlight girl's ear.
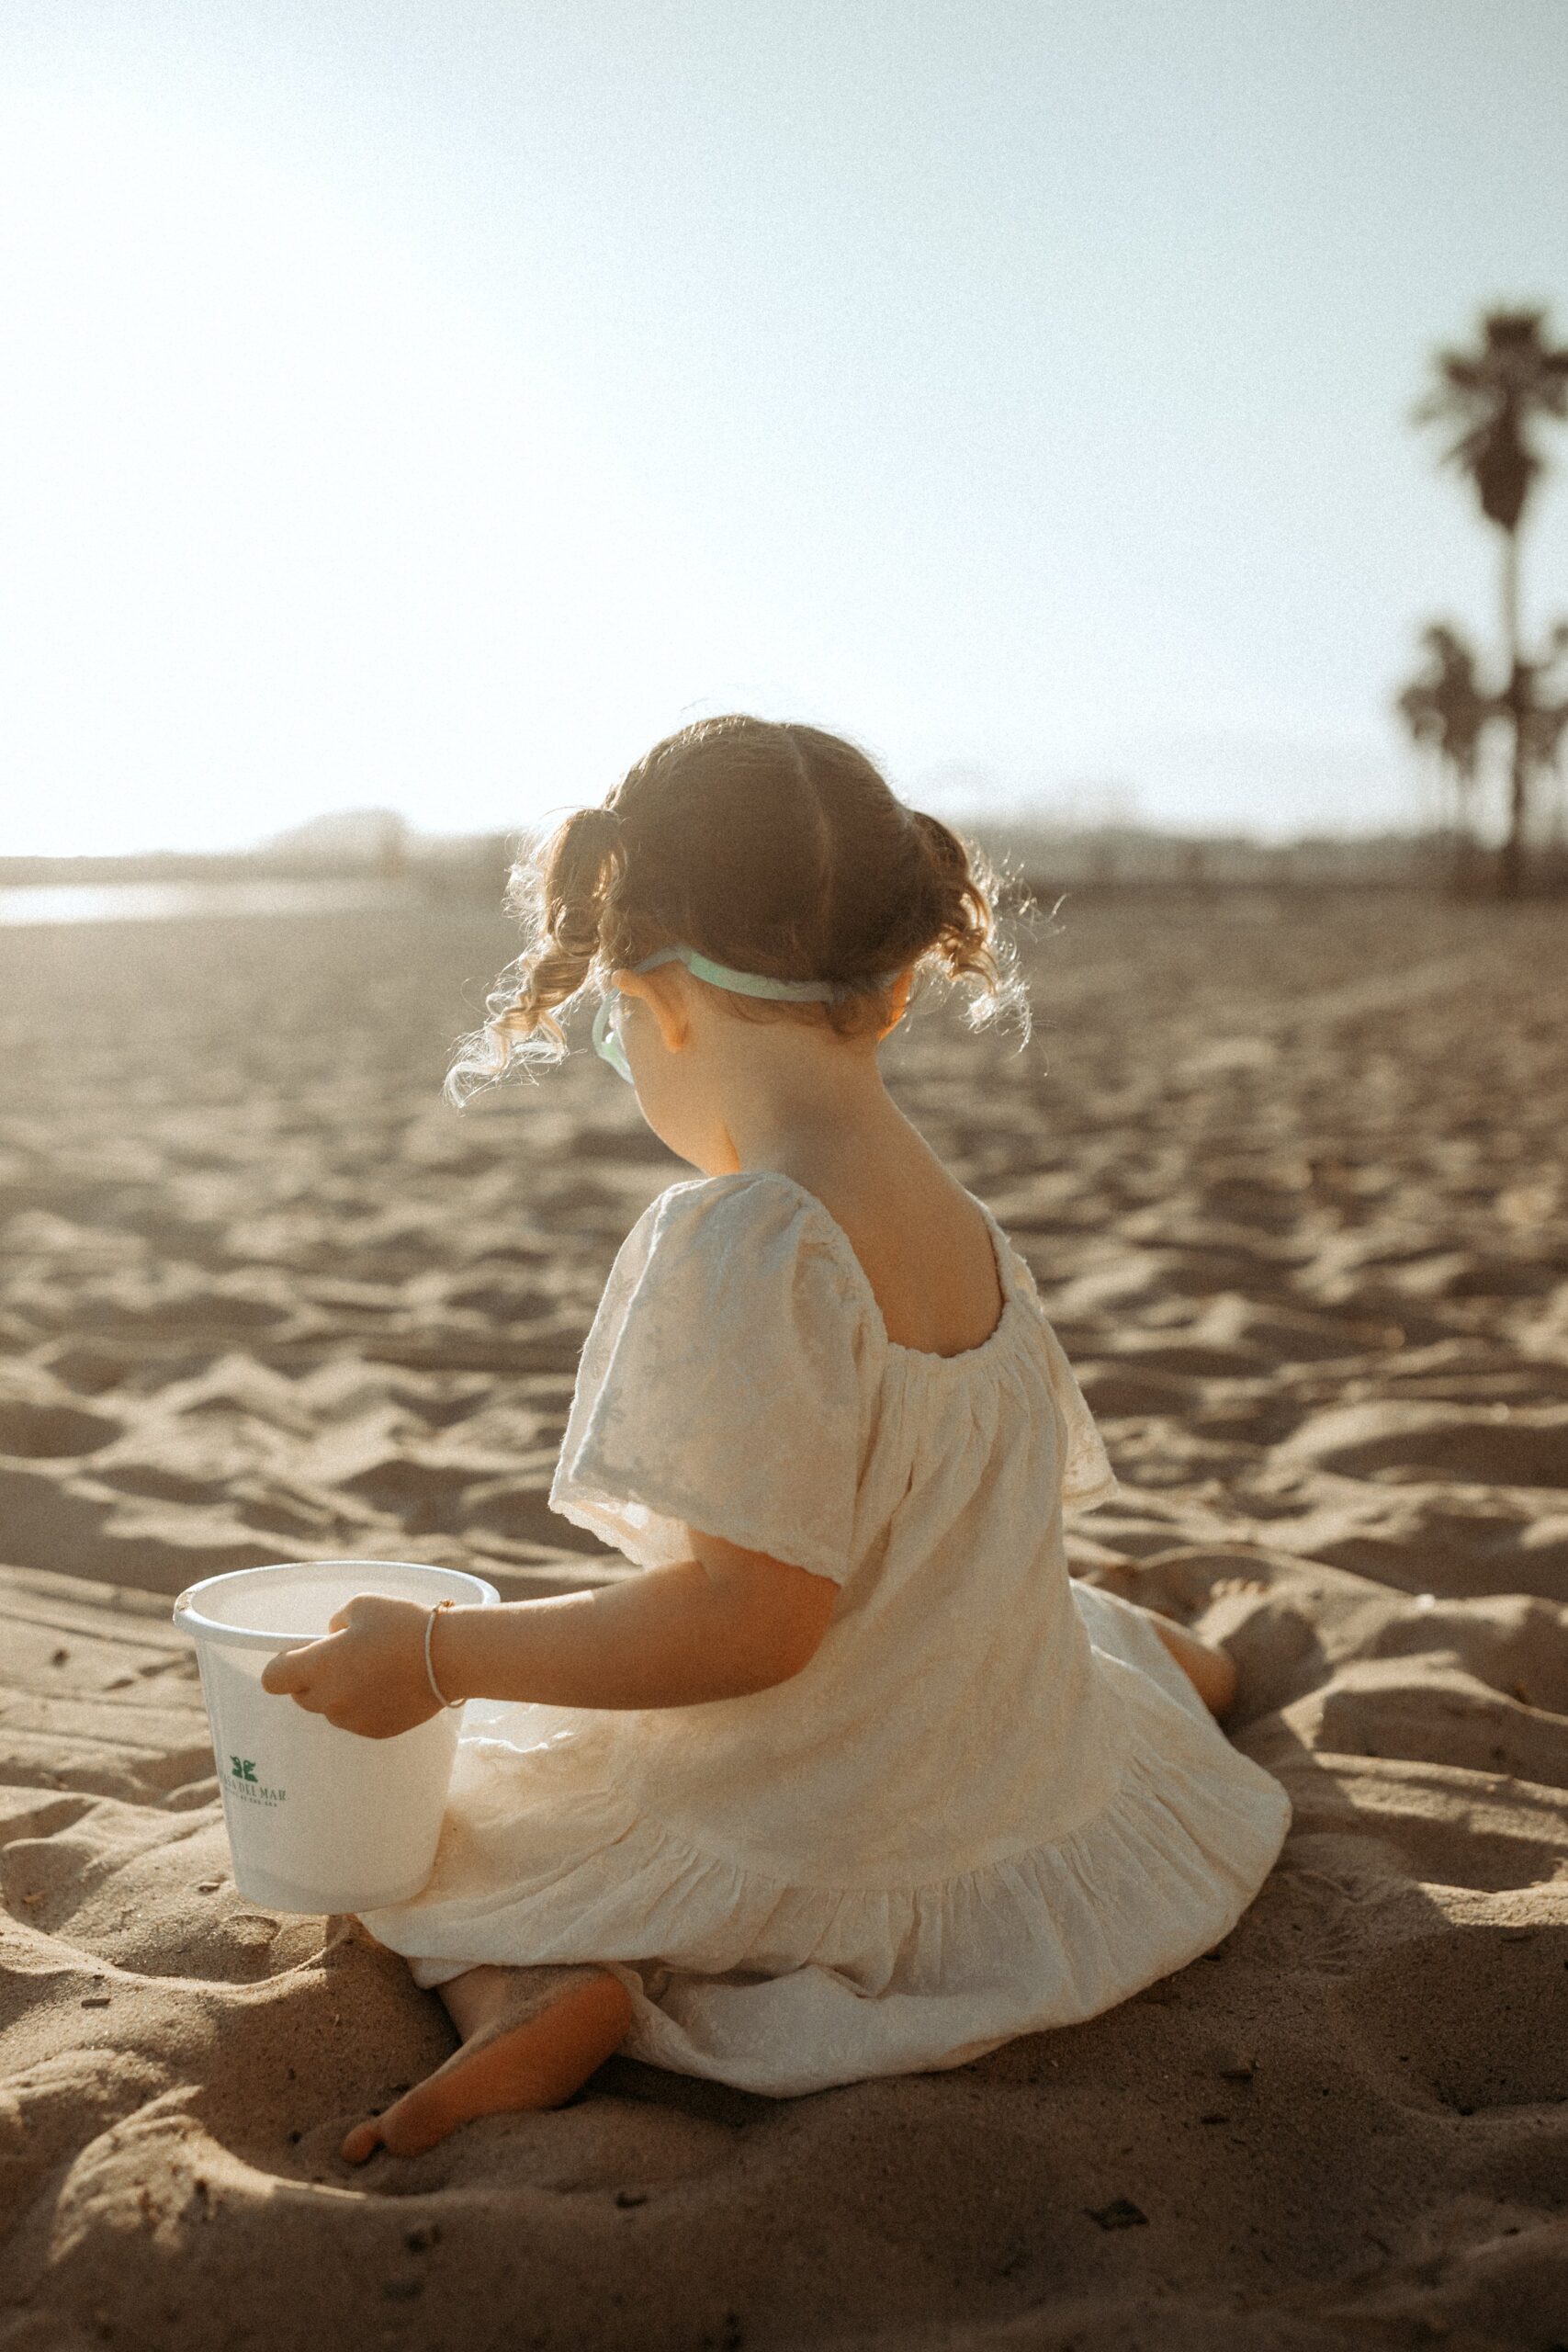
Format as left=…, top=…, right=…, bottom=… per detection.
left=613, top=967, right=690, bottom=1055
left=878, top=968, right=915, bottom=1038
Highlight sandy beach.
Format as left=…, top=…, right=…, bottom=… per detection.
left=2, top=880, right=1566, bottom=2350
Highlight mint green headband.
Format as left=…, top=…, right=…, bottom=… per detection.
left=592, top=944, right=906, bottom=1082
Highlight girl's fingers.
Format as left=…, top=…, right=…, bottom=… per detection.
left=261, top=1642, right=323, bottom=1694
left=258, top=1612, right=420, bottom=1734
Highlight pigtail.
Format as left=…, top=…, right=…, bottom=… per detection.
left=444, top=804, right=626, bottom=1107
left=904, top=811, right=1034, bottom=1042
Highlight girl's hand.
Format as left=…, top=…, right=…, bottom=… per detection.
left=259, top=1593, right=448, bottom=1739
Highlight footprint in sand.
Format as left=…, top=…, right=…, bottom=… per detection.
left=1196, top=1576, right=1318, bottom=1715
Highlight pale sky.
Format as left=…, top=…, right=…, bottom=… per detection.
left=1, top=1, right=1565, bottom=856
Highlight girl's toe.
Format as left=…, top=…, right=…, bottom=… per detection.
left=341, top=2119, right=384, bottom=2165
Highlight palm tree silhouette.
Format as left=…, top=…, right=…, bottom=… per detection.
left=1408, top=307, right=1568, bottom=896
left=1521, top=621, right=1568, bottom=866
left=1393, top=622, right=1489, bottom=888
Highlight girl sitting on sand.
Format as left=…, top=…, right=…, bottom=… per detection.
left=261, top=714, right=1292, bottom=2165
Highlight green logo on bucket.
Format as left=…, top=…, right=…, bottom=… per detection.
left=229, top=1755, right=286, bottom=1806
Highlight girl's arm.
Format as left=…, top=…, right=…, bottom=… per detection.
left=435, top=1531, right=840, bottom=1711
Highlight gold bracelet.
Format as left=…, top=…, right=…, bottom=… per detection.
left=424, top=1598, right=463, bottom=1710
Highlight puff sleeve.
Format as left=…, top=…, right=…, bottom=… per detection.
left=1007, top=1249, right=1123, bottom=1513
left=1039, top=1322, right=1122, bottom=1512
left=548, top=1176, right=876, bottom=1580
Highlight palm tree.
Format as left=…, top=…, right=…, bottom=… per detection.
left=1393, top=622, right=1489, bottom=887
left=1521, top=621, right=1568, bottom=871
left=1409, top=307, right=1568, bottom=896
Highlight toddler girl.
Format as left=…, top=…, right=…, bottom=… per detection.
left=261, top=714, right=1292, bottom=2164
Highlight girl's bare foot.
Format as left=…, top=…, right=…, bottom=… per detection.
left=341, top=1962, right=635, bottom=2164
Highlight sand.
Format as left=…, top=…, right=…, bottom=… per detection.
left=1, top=881, right=1566, bottom=2350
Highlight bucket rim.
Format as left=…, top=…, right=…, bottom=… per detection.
left=171, top=1558, right=502, bottom=1652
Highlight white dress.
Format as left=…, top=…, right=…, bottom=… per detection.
left=358, top=1171, right=1292, bottom=2098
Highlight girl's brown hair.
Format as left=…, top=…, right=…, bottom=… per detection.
left=445, top=714, right=1030, bottom=1107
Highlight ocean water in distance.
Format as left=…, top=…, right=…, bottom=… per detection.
left=0, top=877, right=425, bottom=928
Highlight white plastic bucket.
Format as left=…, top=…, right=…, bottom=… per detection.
left=172, top=1558, right=501, bottom=1915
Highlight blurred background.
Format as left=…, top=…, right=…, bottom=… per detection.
left=2, top=0, right=1566, bottom=908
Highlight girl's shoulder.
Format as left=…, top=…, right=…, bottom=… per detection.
left=640, top=1166, right=842, bottom=1240
left=619, top=1169, right=870, bottom=1311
